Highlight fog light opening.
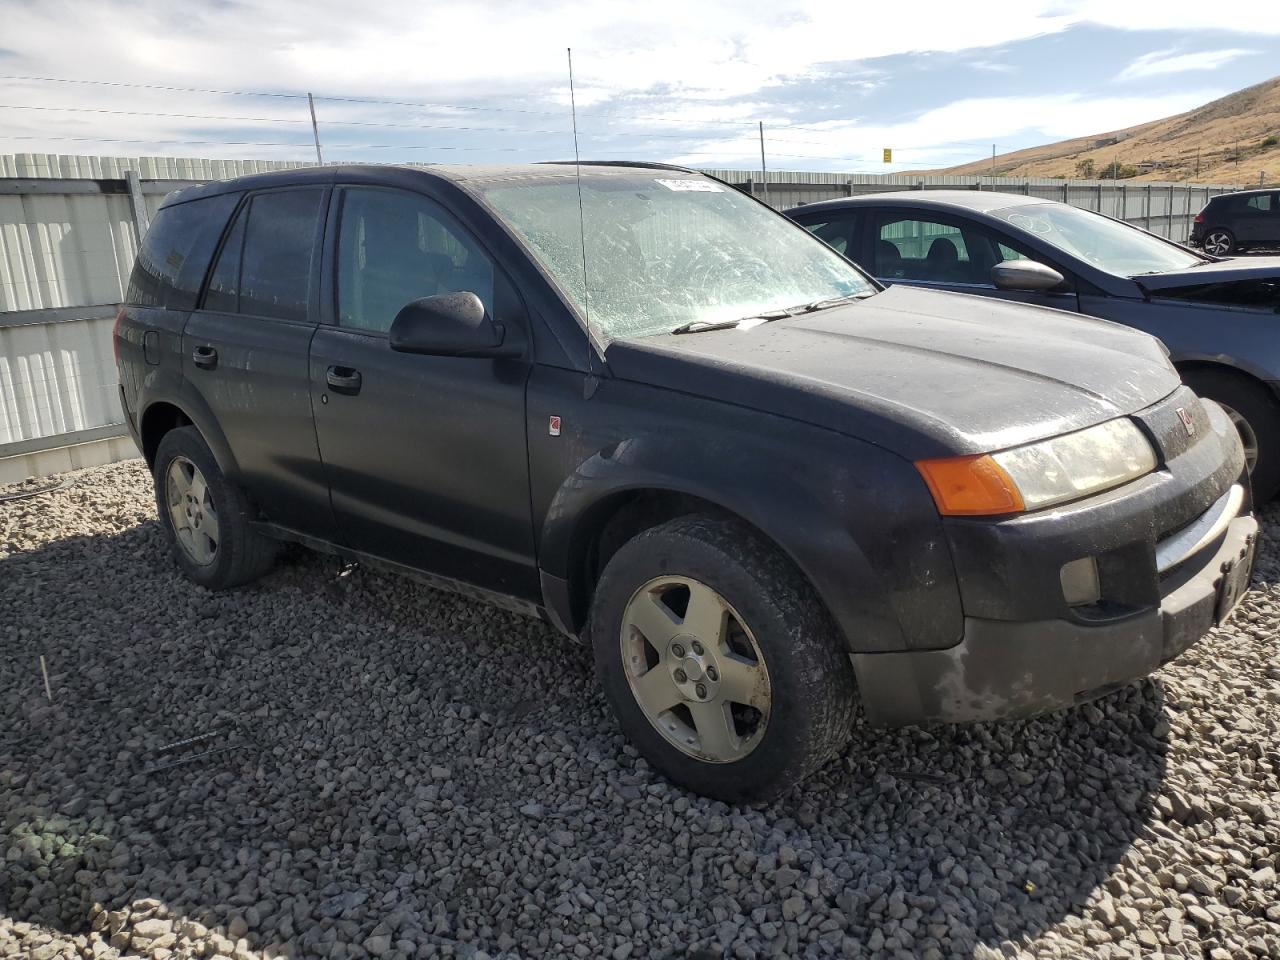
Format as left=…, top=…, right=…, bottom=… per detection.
left=1061, top=556, right=1101, bottom=606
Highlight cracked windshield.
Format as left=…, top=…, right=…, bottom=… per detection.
left=480, top=172, right=873, bottom=340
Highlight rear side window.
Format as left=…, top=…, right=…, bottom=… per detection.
left=202, top=188, right=324, bottom=322
left=801, top=217, right=856, bottom=255
left=242, top=189, right=324, bottom=321
left=1245, top=194, right=1273, bottom=212
left=126, top=193, right=238, bottom=309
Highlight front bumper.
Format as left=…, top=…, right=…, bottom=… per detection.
left=852, top=510, right=1256, bottom=726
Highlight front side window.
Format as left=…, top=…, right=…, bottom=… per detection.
left=234, top=189, right=324, bottom=322
left=990, top=202, right=1202, bottom=276
left=126, top=193, right=238, bottom=309
left=478, top=173, right=872, bottom=341
left=876, top=218, right=978, bottom=283
left=337, top=188, right=495, bottom=333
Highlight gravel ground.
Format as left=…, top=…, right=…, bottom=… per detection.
left=2, top=458, right=1278, bottom=960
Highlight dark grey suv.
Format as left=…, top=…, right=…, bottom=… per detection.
left=1191, top=188, right=1280, bottom=256
left=116, top=164, right=1253, bottom=800
left=788, top=191, right=1280, bottom=498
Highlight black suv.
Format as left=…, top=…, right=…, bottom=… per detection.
left=1192, top=188, right=1280, bottom=255
left=116, top=163, right=1254, bottom=801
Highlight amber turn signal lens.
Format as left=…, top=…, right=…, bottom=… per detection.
left=915, top=454, right=1025, bottom=516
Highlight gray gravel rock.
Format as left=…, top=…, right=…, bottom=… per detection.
left=2, top=458, right=1279, bottom=959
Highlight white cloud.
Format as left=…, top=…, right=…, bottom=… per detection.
left=0, top=0, right=1274, bottom=163
left=1118, top=47, right=1259, bottom=80
left=671, top=90, right=1227, bottom=171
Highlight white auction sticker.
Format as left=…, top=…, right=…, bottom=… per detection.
left=654, top=178, right=723, bottom=192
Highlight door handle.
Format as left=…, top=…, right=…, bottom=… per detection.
left=326, top=365, right=362, bottom=395
left=192, top=345, right=218, bottom=370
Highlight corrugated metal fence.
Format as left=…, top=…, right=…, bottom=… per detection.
left=0, top=152, right=1241, bottom=483
left=703, top=170, right=1235, bottom=240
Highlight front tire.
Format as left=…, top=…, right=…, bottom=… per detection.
left=1182, top=369, right=1280, bottom=501
left=153, top=426, right=277, bottom=589
left=589, top=515, right=856, bottom=802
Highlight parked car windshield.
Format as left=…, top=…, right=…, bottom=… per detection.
left=991, top=202, right=1203, bottom=277
left=478, top=172, right=874, bottom=340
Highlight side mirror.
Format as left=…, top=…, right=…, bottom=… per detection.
left=991, top=259, right=1066, bottom=292
left=389, top=292, right=518, bottom=358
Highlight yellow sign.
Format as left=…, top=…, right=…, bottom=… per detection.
left=883, top=148, right=892, bottom=163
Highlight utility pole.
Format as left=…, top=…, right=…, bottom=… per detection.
left=758, top=122, right=769, bottom=205
left=308, top=92, right=323, bottom=165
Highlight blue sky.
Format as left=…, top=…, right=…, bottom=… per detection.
left=1, top=0, right=1277, bottom=172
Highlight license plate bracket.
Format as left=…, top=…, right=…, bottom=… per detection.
left=1214, top=544, right=1254, bottom=624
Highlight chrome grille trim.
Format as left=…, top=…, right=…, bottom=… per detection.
left=1155, top=484, right=1244, bottom=575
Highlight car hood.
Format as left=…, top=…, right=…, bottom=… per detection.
left=605, top=285, right=1180, bottom=459
left=1134, top=256, right=1280, bottom=291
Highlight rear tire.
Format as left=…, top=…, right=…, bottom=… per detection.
left=589, top=514, right=857, bottom=802
left=1203, top=228, right=1235, bottom=257
left=1182, top=368, right=1280, bottom=501
left=153, top=426, right=278, bottom=589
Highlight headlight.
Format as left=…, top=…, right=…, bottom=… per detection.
left=916, top=418, right=1157, bottom=516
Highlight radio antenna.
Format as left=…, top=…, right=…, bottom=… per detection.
left=567, top=46, right=595, bottom=378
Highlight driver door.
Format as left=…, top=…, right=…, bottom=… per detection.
left=309, top=185, right=539, bottom=599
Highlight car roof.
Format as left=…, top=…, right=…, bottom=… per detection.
left=788, top=190, right=1053, bottom=216
left=1209, top=188, right=1274, bottom=200
left=161, top=161, right=707, bottom=208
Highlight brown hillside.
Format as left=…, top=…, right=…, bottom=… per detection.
left=932, top=77, right=1280, bottom=185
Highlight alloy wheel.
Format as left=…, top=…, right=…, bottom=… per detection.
left=165, top=456, right=220, bottom=566
left=1218, top=402, right=1260, bottom=474
left=1203, top=230, right=1234, bottom=257
left=620, top=575, right=771, bottom=763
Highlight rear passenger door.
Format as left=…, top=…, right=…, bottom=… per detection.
left=183, top=186, right=335, bottom=536
left=309, top=185, right=538, bottom=599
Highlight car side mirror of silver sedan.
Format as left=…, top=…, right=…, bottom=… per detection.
left=991, top=259, right=1066, bottom=292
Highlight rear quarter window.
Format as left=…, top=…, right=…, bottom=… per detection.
left=126, top=193, right=239, bottom=310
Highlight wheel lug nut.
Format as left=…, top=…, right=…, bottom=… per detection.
left=706, top=666, right=718, bottom=681
left=695, top=683, right=707, bottom=699
left=691, top=641, right=704, bottom=655
left=671, top=643, right=685, bottom=658
left=674, top=669, right=688, bottom=683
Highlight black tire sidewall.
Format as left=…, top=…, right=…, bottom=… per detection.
left=152, top=427, right=256, bottom=589
left=1184, top=370, right=1280, bottom=501
left=590, top=516, right=854, bottom=803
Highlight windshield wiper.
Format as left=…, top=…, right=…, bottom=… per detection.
left=671, top=309, right=790, bottom=335
left=795, top=293, right=872, bottom=312
left=670, top=294, right=868, bottom=335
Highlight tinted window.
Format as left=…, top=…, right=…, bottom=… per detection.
left=1245, top=194, right=1273, bottom=212
left=238, top=189, right=324, bottom=322
left=337, top=188, right=495, bottom=333
left=802, top=218, right=854, bottom=255
left=126, top=194, right=238, bottom=309
left=876, top=218, right=978, bottom=283
left=203, top=205, right=246, bottom=313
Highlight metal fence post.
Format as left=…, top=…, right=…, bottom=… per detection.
left=1062, top=181, right=1069, bottom=204
left=125, top=170, right=150, bottom=240
left=1144, top=184, right=1151, bottom=230
left=1167, top=184, right=1175, bottom=238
